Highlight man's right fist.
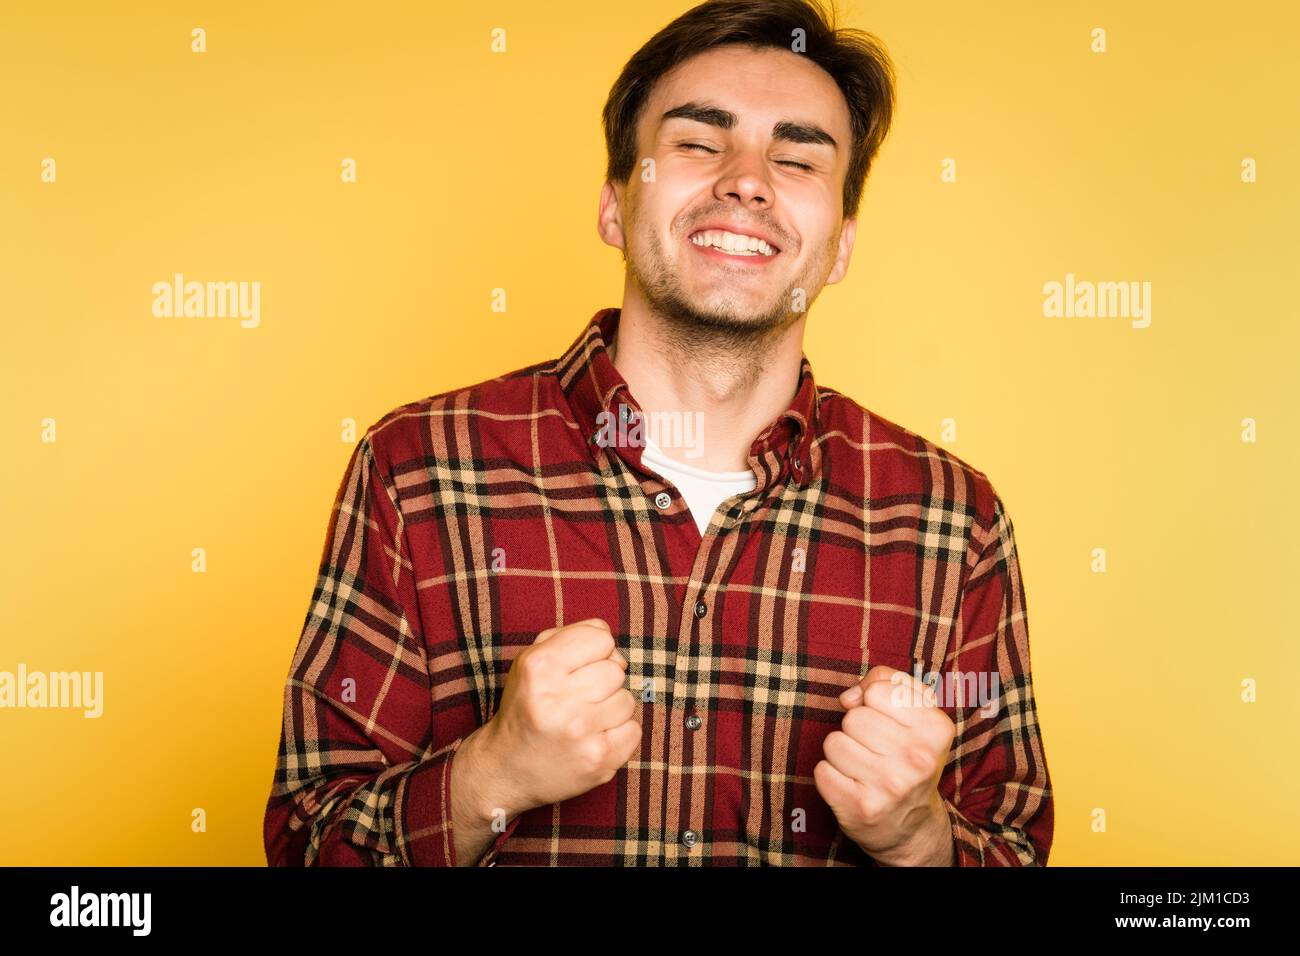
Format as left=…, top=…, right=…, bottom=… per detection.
left=477, top=618, right=641, bottom=814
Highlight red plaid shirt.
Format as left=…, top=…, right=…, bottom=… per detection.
left=264, top=306, right=1053, bottom=866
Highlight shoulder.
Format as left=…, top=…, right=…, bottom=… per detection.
left=814, top=385, right=1005, bottom=548
left=355, top=356, right=564, bottom=473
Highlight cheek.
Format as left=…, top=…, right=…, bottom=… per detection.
left=629, top=203, right=678, bottom=255
left=788, top=231, right=840, bottom=279
left=785, top=193, right=840, bottom=256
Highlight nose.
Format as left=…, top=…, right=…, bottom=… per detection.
left=712, top=148, right=772, bottom=211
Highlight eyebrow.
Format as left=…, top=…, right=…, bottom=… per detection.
left=661, top=101, right=838, bottom=150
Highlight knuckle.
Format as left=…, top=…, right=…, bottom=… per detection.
left=856, top=792, right=884, bottom=823
left=563, top=714, right=587, bottom=741
left=579, top=738, right=607, bottom=772
left=882, top=770, right=910, bottom=797
left=518, top=649, right=546, bottom=677
left=908, top=746, right=935, bottom=776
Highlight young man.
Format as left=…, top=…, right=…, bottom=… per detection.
left=264, top=0, right=1053, bottom=867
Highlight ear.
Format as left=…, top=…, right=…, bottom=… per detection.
left=596, top=180, right=627, bottom=252
left=824, top=215, right=857, bottom=286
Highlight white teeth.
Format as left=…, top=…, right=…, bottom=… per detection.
left=689, top=229, right=776, bottom=256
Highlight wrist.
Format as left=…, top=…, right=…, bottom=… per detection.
left=862, top=795, right=954, bottom=867
left=456, top=720, right=524, bottom=824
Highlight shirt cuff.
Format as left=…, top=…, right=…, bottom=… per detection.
left=394, top=735, right=526, bottom=866
left=480, top=812, right=524, bottom=866
left=942, top=795, right=987, bottom=867
left=393, top=737, right=463, bottom=866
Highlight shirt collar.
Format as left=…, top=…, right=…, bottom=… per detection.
left=557, top=307, right=822, bottom=491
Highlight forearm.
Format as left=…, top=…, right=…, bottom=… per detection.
left=900, top=806, right=955, bottom=866
left=449, top=723, right=520, bottom=866
left=862, top=795, right=956, bottom=867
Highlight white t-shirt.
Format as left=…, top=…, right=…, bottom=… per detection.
left=641, top=433, right=758, bottom=536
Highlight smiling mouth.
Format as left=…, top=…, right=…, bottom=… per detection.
left=687, top=228, right=780, bottom=257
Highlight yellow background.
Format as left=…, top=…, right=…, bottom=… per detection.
left=2, top=0, right=1296, bottom=865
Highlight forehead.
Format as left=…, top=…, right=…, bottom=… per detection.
left=641, top=44, right=852, bottom=144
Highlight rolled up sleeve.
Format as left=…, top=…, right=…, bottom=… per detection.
left=264, top=434, right=466, bottom=866
left=940, top=489, right=1054, bottom=866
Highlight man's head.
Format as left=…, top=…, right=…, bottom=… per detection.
left=597, top=0, right=895, bottom=344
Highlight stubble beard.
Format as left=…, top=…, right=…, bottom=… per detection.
left=624, top=221, right=833, bottom=376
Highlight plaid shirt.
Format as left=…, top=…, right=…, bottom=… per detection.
left=263, top=306, right=1053, bottom=867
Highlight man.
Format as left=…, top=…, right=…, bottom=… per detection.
left=264, top=0, right=1053, bottom=867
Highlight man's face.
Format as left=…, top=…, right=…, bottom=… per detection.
left=602, top=44, right=857, bottom=338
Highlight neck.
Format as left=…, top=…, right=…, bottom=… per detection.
left=609, top=285, right=806, bottom=472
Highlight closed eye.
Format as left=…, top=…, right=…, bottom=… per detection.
left=680, top=143, right=812, bottom=172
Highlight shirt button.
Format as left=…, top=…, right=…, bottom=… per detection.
left=654, top=491, right=672, bottom=509
left=681, top=830, right=697, bottom=848
left=792, top=457, right=803, bottom=472
left=693, top=600, right=707, bottom=618
left=686, top=714, right=702, bottom=730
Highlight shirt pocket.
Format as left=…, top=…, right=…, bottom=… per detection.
left=803, top=604, right=935, bottom=684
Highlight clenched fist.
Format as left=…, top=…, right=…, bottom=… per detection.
left=474, top=618, right=641, bottom=814
left=813, top=664, right=957, bottom=866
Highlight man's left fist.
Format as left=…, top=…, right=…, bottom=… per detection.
left=814, top=664, right=956, bottom=866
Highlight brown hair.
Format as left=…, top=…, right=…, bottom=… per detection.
left=602, top=0, right=896, bottom=220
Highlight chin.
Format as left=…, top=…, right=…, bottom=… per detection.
left=693, top=298, right=788, bottom=329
